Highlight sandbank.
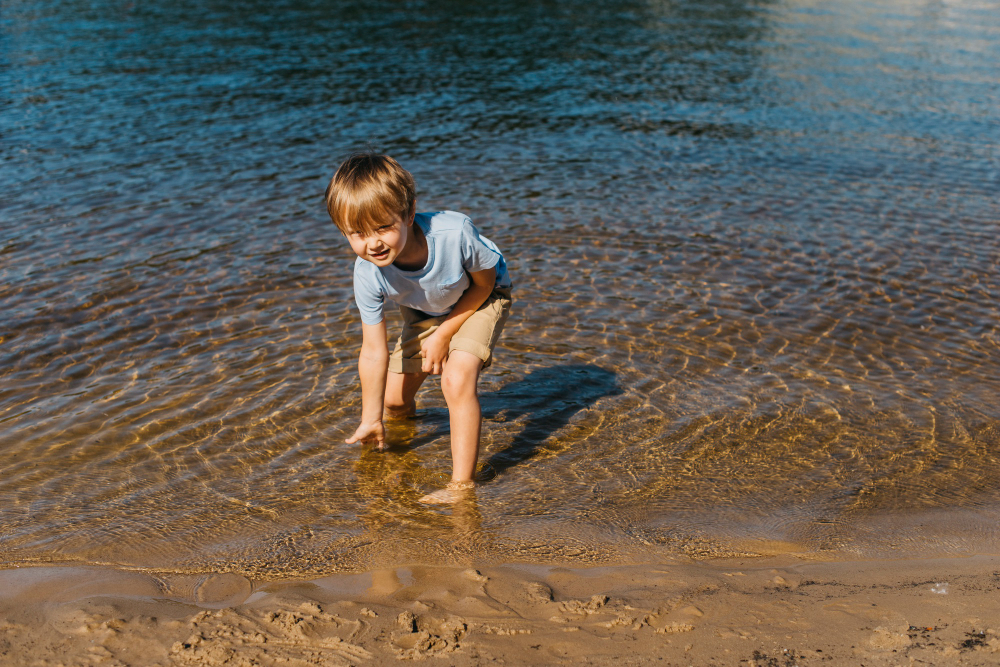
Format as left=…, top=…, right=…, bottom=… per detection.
left=2, top=554, right=1000, bottom=665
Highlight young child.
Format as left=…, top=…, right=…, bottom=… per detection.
left=325, top=153, right=513, bottom=504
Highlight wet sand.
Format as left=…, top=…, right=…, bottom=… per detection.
left=3, top=554, right=999, bottom=666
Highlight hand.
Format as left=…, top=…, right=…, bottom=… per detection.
left=345, top=419, right=386, bottom=450
left=420, top=331, right=450, bottom=375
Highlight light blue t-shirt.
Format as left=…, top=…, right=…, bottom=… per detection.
left=353, top=211, right=512, bottom=325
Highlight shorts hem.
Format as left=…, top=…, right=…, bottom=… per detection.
left=389, top=358, right=425, bottom=374
left=450, top=337, right=493, bottom=368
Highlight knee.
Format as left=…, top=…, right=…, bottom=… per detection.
left=441, top=368, right=477, bottom=403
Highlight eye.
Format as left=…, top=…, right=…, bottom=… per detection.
left=377, top=224, right=393, bottom=232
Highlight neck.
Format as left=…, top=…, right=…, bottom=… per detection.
left=393, top=220, right=427, bottom=271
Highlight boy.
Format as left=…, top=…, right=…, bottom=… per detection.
left=325, top=153, right=512, bottom=504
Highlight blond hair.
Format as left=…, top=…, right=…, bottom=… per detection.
left=325, top=153, right=416, bottom=234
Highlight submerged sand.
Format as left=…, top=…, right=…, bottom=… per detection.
left=2, top=555, right=999, bottom=666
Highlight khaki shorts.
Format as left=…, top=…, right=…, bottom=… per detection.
left=389, top=286, right=512, bottom=374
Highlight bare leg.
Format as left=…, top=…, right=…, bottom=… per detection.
left=384, top=370, right=427, bottom=418
left=440, top=351, right=484, bottom=481
left=420, top=351, right=483, bottom=504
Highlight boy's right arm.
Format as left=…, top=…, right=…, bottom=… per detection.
left=345, top=320, right=389, bottom=449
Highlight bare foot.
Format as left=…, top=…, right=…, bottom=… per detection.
left=419, top=480, right=475, bottom=505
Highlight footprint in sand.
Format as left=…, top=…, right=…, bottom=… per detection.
left=392, top=613, right=468, bottom=659
left=558, top=594, right=609, bottom=616
left=524, top=581, right=553, bottom=603
left=156, top=572, right=253, bottom=609
left=169, top=600, right=371, bottom=666
left=193, top=573, right=253, bottom=608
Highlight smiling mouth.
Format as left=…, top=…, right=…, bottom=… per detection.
left=370, top=249, right=390, bottom=260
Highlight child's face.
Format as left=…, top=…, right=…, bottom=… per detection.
left=345, top=212, right=412, bottom=267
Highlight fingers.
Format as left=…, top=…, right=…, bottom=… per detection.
left=420, top=353, right=447, bottom=375
left=345, top=431, right=367, bottom=445
left=344, top=429, right=374, bottom=445
left=419, top=336, right=448, bottom=375
left=421, top=359, right=444, bottom=374
left=347, top=424, right=388, bottom=449
left=421, top=360, right=444, bottom=375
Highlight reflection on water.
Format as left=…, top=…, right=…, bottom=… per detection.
left=1, top=0, right=999, bottom=576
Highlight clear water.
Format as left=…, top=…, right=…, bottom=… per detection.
left=1, top=0, right=999, bottom=577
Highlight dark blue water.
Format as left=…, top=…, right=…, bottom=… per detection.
left=1, top=0, right=999, bottom=575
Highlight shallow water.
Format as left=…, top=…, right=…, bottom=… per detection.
left=2, top=0, right=999, bottom=576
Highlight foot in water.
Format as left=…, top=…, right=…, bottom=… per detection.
left=419, top=480, right=476, bottom=504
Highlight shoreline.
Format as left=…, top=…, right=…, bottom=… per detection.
left=3, top=554, right=999, bottom=665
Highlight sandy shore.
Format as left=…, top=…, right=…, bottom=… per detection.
left=2, top=555, right=999, bottom=666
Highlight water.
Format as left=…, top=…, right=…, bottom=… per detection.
left=1, top=0, right=999, bottom=577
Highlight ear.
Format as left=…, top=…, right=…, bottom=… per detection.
left=407, top=200, right=417, bottom=224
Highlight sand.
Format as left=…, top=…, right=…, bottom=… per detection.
left=2, top=555, right=999, bottom=666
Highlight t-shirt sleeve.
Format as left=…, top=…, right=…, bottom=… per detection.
left=353, top=262, right=386, bottom=325
left=460, top=219, right=501, bottom=274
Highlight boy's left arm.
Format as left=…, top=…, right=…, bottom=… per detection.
left=420, top=266, right=496, bottom=374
